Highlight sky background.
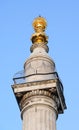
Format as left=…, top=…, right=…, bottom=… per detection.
left=0, top=0, right=79, bottom=130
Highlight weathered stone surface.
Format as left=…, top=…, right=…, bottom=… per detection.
left=12, top=17, right=66, bottom=130
left=24, top=47, right=55, bottom=82
left=22, top=95, right=57, bottom=130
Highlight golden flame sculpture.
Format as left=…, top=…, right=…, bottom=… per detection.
left=33, top=16, right=47, bottom=32
left=31, top=16, right=48, bottom=44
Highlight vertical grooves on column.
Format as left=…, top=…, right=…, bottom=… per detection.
left=28, top=112, right=30, bottom=130
left=48, top=109, right=50, bottom=130
left=30, top=110, right=32, bottom=130
left=32, top=108, right=35, bottom=130
left=35, top=107, right=37, bottom=130
left=49, top=110, right=51, bottom=130
left=43, top=108, right=45, bottom=130
left=40, top=109, right=42, bottom=130
left=46, top=109, right=48, bottom=130
left=22, top=97, right=57, bottom=130
left=44, top=109, right=46, bottom=130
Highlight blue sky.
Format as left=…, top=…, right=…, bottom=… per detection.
left=0, top=0, right=79, bottom=130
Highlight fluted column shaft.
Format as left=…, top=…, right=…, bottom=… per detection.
left=21, top=93, right=58, bottom=130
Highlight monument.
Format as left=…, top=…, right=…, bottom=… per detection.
left=12, top=16, right=67, bottom=130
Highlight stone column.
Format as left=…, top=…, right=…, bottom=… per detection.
left=12, top=16, right=66, bottom=130
left=21, top=90, right=58, bottom=130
